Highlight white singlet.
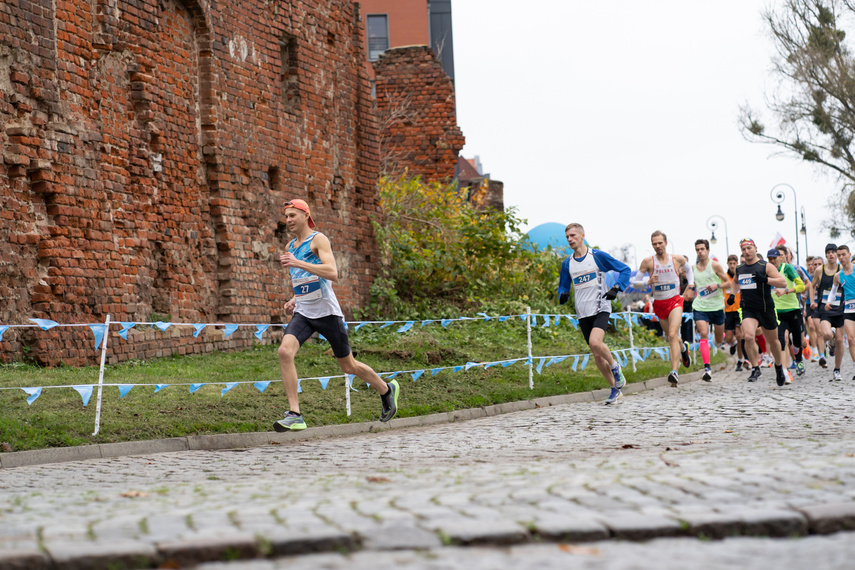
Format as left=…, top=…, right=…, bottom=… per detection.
left=652, top=255, right=681, bottom=301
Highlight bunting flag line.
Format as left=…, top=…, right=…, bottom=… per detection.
left=118, top=384, right=134, bottom=398
left=0, top=325, right=8, bottom=341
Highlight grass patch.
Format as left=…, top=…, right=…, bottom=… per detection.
left=0, top=319, right=720, bottom=452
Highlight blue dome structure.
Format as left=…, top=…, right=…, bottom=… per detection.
left=524, top=222, right=572, bottom=254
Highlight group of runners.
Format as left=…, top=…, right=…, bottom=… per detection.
left=559, top=224, right=855, bottom=405
left=269, top=200, right=855, bottom=430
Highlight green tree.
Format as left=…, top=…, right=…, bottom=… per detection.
left=739, top=0, right=855, bottom=235
left=361, top=175, right=565, bottom=319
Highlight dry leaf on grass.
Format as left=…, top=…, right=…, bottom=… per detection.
left=1, top=442, right=12, bottom=452
left=366, top=476, right=391, bottom=483
left=558, top=544, right=601, bottom=556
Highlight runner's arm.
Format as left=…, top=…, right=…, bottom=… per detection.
left=558, top=258, right=573, bottom=304
left=591, top=249, right=631, bottom=291
left=302, top=234, right=339, bottom=281
left=712, top=261, right=731, bottom=291
left=764, top=263, right=787, bottom=289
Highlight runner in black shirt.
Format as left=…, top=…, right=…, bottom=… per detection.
left=730, top=238, right=789, bottom=385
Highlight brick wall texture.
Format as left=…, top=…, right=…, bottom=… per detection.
left=372, top=45, right=464, bottom=181
left=0, top=0, right=382, bottom=365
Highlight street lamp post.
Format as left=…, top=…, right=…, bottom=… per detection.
left=706, top=215, right=729, bottom=257
left=770, top=183, right=800, bottom=266
left=800, top=206, right=808, bottom=261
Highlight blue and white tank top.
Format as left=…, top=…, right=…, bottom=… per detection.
left=567, top=251, right=612, bottom=318
left=839, top=268, right=855, bottom=314
left=652, top=255, right=681, bottom=301
left=288, top=232, right=343, bottom=319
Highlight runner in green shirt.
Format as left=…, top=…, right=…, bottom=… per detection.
left=768, top=248, right=805, bottom=380
left=691, top=239, right=731, bottom=381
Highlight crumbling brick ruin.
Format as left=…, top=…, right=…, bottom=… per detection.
left=372, top=45, right=464, bottom=182
left=0, top=0, right=381, bottom=365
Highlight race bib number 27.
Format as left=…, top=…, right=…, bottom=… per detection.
left=293, top=276, right=322, bottom=301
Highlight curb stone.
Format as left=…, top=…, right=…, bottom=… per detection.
left=0, top=361, right=727, bottom=470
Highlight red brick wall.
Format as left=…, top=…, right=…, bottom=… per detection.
left=372, top=45, right=464, bottom=181
left=0, top=0, right=382, bottom=365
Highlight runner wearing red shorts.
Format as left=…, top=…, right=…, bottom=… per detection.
left=635, top=230, right=694, bottom=386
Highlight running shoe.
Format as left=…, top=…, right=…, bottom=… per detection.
left=833, top=369, right=842, bottom=382
left=730, top=343, right=737, bottom=355
left=796, top=361, right=805, bottom=376
left=761, top=353, right=774, bottom=368
left=668, top=371, right=679, bottom=387
left=788, top=360, right=796, bottom=370
left=819, top=355, right=827, bottom=368
left=802, top=346, right=811, bottom=360
left=811, top=352, right=820, bottom=363
left=273, top=411, right=307, bottom=432
left=681, top=342, right=691, bottom=368
left=702, top=366, right=712, bottom=382
left=735, top=361, right=743, bottom=372
left=785, top=370, right=793, bottom=385
left=613, top=366, right=627, bottom=389
left=829, top=338, right=836, bottom=357
left=605, top=387, right=622, bottom=405
left=748, top=367, right=762, bottom=382
left=776, top=367, right=787, bottom=387
left=380, top=380, right=400, bottom=422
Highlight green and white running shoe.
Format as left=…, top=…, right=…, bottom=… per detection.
left=612, top=365, right=626, bottom=389
left=380, top=380, right=400, bottom=422
left=273, top=411, right=307, bottom=432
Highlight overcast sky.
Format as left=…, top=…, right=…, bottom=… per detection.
left=453, top=0, right=844, bottom=267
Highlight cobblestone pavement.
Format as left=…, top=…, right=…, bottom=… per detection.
left=2, top=359, right=855, bottom=568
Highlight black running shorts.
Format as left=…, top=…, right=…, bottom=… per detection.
left=284, top=313, right=352, bottom=358
left=579, top=311, right=610, bottom=345
left=742, top=306, right=778, bottom=331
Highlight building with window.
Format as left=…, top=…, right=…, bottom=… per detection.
left=360, top=0, right=455, bottom=82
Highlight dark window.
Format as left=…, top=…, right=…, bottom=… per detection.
left=367, top=14, right=389, bottom=61
left=279, top=34, right=299, bottom=114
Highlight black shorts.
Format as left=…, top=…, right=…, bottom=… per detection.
left=579, top=311, right=610, bottom=345
left=777, top=309, right=803, bottom=348
left=819, top=312, right=845, bottom=328
left=804, top=303, right=814, bottom=318
left=724, top=311, right=741, bottom=331
left=742, top=306, right=778, bottom=331
left=284, top=313, right=352, bottom=358
left=845, top=313, right=855, bottom=322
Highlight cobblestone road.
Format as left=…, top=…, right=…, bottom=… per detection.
left=2, top=359, right=855, bottom=568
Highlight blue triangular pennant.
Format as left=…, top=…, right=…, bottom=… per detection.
left=319, top=377, right=331, bottom=390
left=431, top=368, right=443, bottom=376
left=255, top=324, right=269, bottom=341
left=118, top=384, right=134, bottom=398
left=118, top=322, right=136, bottom=339
left=531, top=314, right=537, bottom=327
left=155, top=384, right=169, bottom=393
left=536, top=358, right=546, bottom=375
left=380, top=321, right=394, bottom=329
left=421, top=320, right=435, bottom=327
left=502, top=360, right=517, bottom=367
left=441, top=319, right=453, bottom=327
left=254, top=381, right=271, bottom=393
left=223, top=324, right=239, bottom=338
left=547, top=356, right=567, bottom=367
left=88, top=324, right=106, bottom=349
left=192, top=324, right=206, bottom=338
left=22, top=387, right=42, bottom=405
left=465, top=361, right=481, bottom=370
left=572, top=355, right=579, bottom=372
left=386, top=371, right=400, bottom=379
left=580, top=354, right=590, bottom=370
left=0, top=325, right=8, bottom=341
left=477, top=312, right=492, bottom=321
left=541, top=315, right=550, bottom=327
left=346, top=374, right=358, bottom=390
left=452, top=365, right=464, bottom=373
left=72, top=385, right=93, bottom=406
left=354, top=322, right=367, bottom=331
left=569, top=318, right=579, bottom=329
left=189, top=383, right=204, bottom=393
left=397, top=321, right=415, bottom=333
left=411, top=370, right=425, bottom=381
left=221, top=382, right=238, bottom=396
left=499, top=316, right=510, bottom=322
left=154, top=321, right=171, bottom=331
left=29, top=318, right=59, bottom=330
